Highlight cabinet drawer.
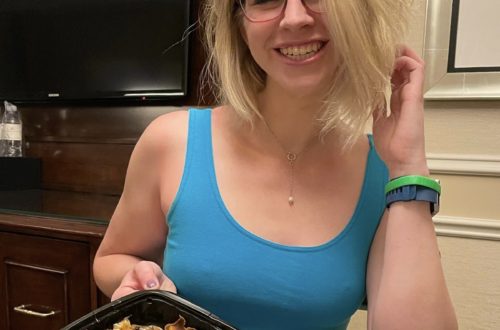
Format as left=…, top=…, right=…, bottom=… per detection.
left=0, top=232, right=91, bottom=330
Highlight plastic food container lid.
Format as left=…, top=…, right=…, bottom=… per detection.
left=62, top=290, right=238, bottom=330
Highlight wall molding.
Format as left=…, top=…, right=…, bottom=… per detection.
left=434, top=215, right=500, bottom=241
left=427, top=153, right=500, bottom=177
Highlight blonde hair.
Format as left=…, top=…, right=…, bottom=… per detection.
left=201, top=0, right=412, bottom=146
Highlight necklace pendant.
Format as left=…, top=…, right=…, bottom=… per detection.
left=287, top=152, right=297, bottom=162
left=288, top=196, right=295, bottom=206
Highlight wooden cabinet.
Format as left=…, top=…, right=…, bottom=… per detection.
left=0, top=212, right=109, bottom=330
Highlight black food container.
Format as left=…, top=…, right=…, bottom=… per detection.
left=62, top=290, right=237, bottom=330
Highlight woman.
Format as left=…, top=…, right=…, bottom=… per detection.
left=94, top=0, right=458, bottom=329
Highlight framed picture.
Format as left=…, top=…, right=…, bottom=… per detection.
left=423, top=0, right=500, bottom=99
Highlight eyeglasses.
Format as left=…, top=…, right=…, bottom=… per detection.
left=238, top=0, right=325, bottom=23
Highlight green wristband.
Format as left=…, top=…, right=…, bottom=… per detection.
left=385, top=175, right=441, bottom=195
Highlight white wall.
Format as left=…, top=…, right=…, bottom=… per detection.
left=350, top=0, right=500, bottom=328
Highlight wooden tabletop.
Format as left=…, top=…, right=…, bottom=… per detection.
left=0, top=189, right=119, bottom=224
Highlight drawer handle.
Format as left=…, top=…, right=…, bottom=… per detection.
left=13, top=304, right=58, bottom=318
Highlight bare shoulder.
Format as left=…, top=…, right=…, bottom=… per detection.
left=123, top=109, right=191, bottom=203
left=137, top=109, right=189, bottom=152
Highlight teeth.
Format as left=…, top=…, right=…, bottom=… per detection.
left=279, top=42, right=323, bottom=60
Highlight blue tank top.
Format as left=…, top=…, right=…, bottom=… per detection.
left=164, top=109, right=388, bottom=330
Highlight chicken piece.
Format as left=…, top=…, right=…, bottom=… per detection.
left=113, top=318, right=134, bottom=330
left=112, top=318, right=162, bottom=330
left=164, top=315, right=196, bottom=330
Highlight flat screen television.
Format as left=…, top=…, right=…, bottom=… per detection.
left=0, top=0, right=190, bottom=103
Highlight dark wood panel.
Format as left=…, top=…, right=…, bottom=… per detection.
left=27, top=142, right=133, bottom=194
left=0, top=211, right=109, bottom=312
left=5, top=261, right=69, bottom=329
left=0, top=189, right=120, bottom=223
left=41, top=191, right=119, bottom=221
left=0, top=212, right=107, bottom=240
left=0, top=232, right=91, bottom=330
left=21, top=105, right=185, bottom=142
left=0, top=190, right=119, bottom=221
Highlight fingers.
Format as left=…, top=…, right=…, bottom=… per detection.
left=393, top=56, right=423, bottom=75
left=391, top=55, right=424, bottom=100
left=393, top=46, right=425, bottom=88
left=149, top=262, right=178, bottom=293
left=393, top=46, right=425, bottom=81
left=134, top=261, right=162, bottom=289
left=136, top=268, right=177, bottom=293
left=110, top=266, right=144, bottom=301
left=112, top=261, right=177, bottom=301
left=111, top=285, right=138, bottom=301
left=159, top=277, right=178, bottom=293
left=397, top=45, right=425, bottom=66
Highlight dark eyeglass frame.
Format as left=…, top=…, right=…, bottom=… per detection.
left=237, top=0, right=325, bottom=23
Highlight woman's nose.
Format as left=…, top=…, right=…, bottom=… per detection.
left=279, top=0, right=315, bottom=30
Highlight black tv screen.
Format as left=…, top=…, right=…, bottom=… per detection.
left=0, top=0, right=190, bottom=102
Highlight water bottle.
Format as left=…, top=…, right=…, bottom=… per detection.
left=0, top=101, right=23, bottom=157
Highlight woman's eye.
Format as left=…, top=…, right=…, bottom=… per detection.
left=250, top=0, right=283, bottom=6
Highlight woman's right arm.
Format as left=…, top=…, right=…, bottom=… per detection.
left=93, top=111, right=187, bottom=298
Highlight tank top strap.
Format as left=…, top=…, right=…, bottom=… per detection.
left=186, top=108, right=212, bottom=155
left=183, top=108, right=213, bottom=176
left=167, top=108, right=214, bottom=220
left=367, top=134, right=375, bottom=149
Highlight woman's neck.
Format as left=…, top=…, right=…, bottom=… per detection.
left=256, top=82, right=326, bottom=154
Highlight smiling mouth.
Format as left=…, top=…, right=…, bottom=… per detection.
left=278, top=41, right=326, bottom=61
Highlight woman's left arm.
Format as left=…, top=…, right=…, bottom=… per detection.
left=367, top=46, right=458, bottom=330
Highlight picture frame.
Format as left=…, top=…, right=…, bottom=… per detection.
left=423, top=0, right=500, bottom=100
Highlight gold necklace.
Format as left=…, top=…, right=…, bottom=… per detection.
left=261, top=117, right=317, bottom=206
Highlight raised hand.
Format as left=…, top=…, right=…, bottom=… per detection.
left=111, top=260, right=177, bottom=301
left=373, top=46, right=429, bottom=179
